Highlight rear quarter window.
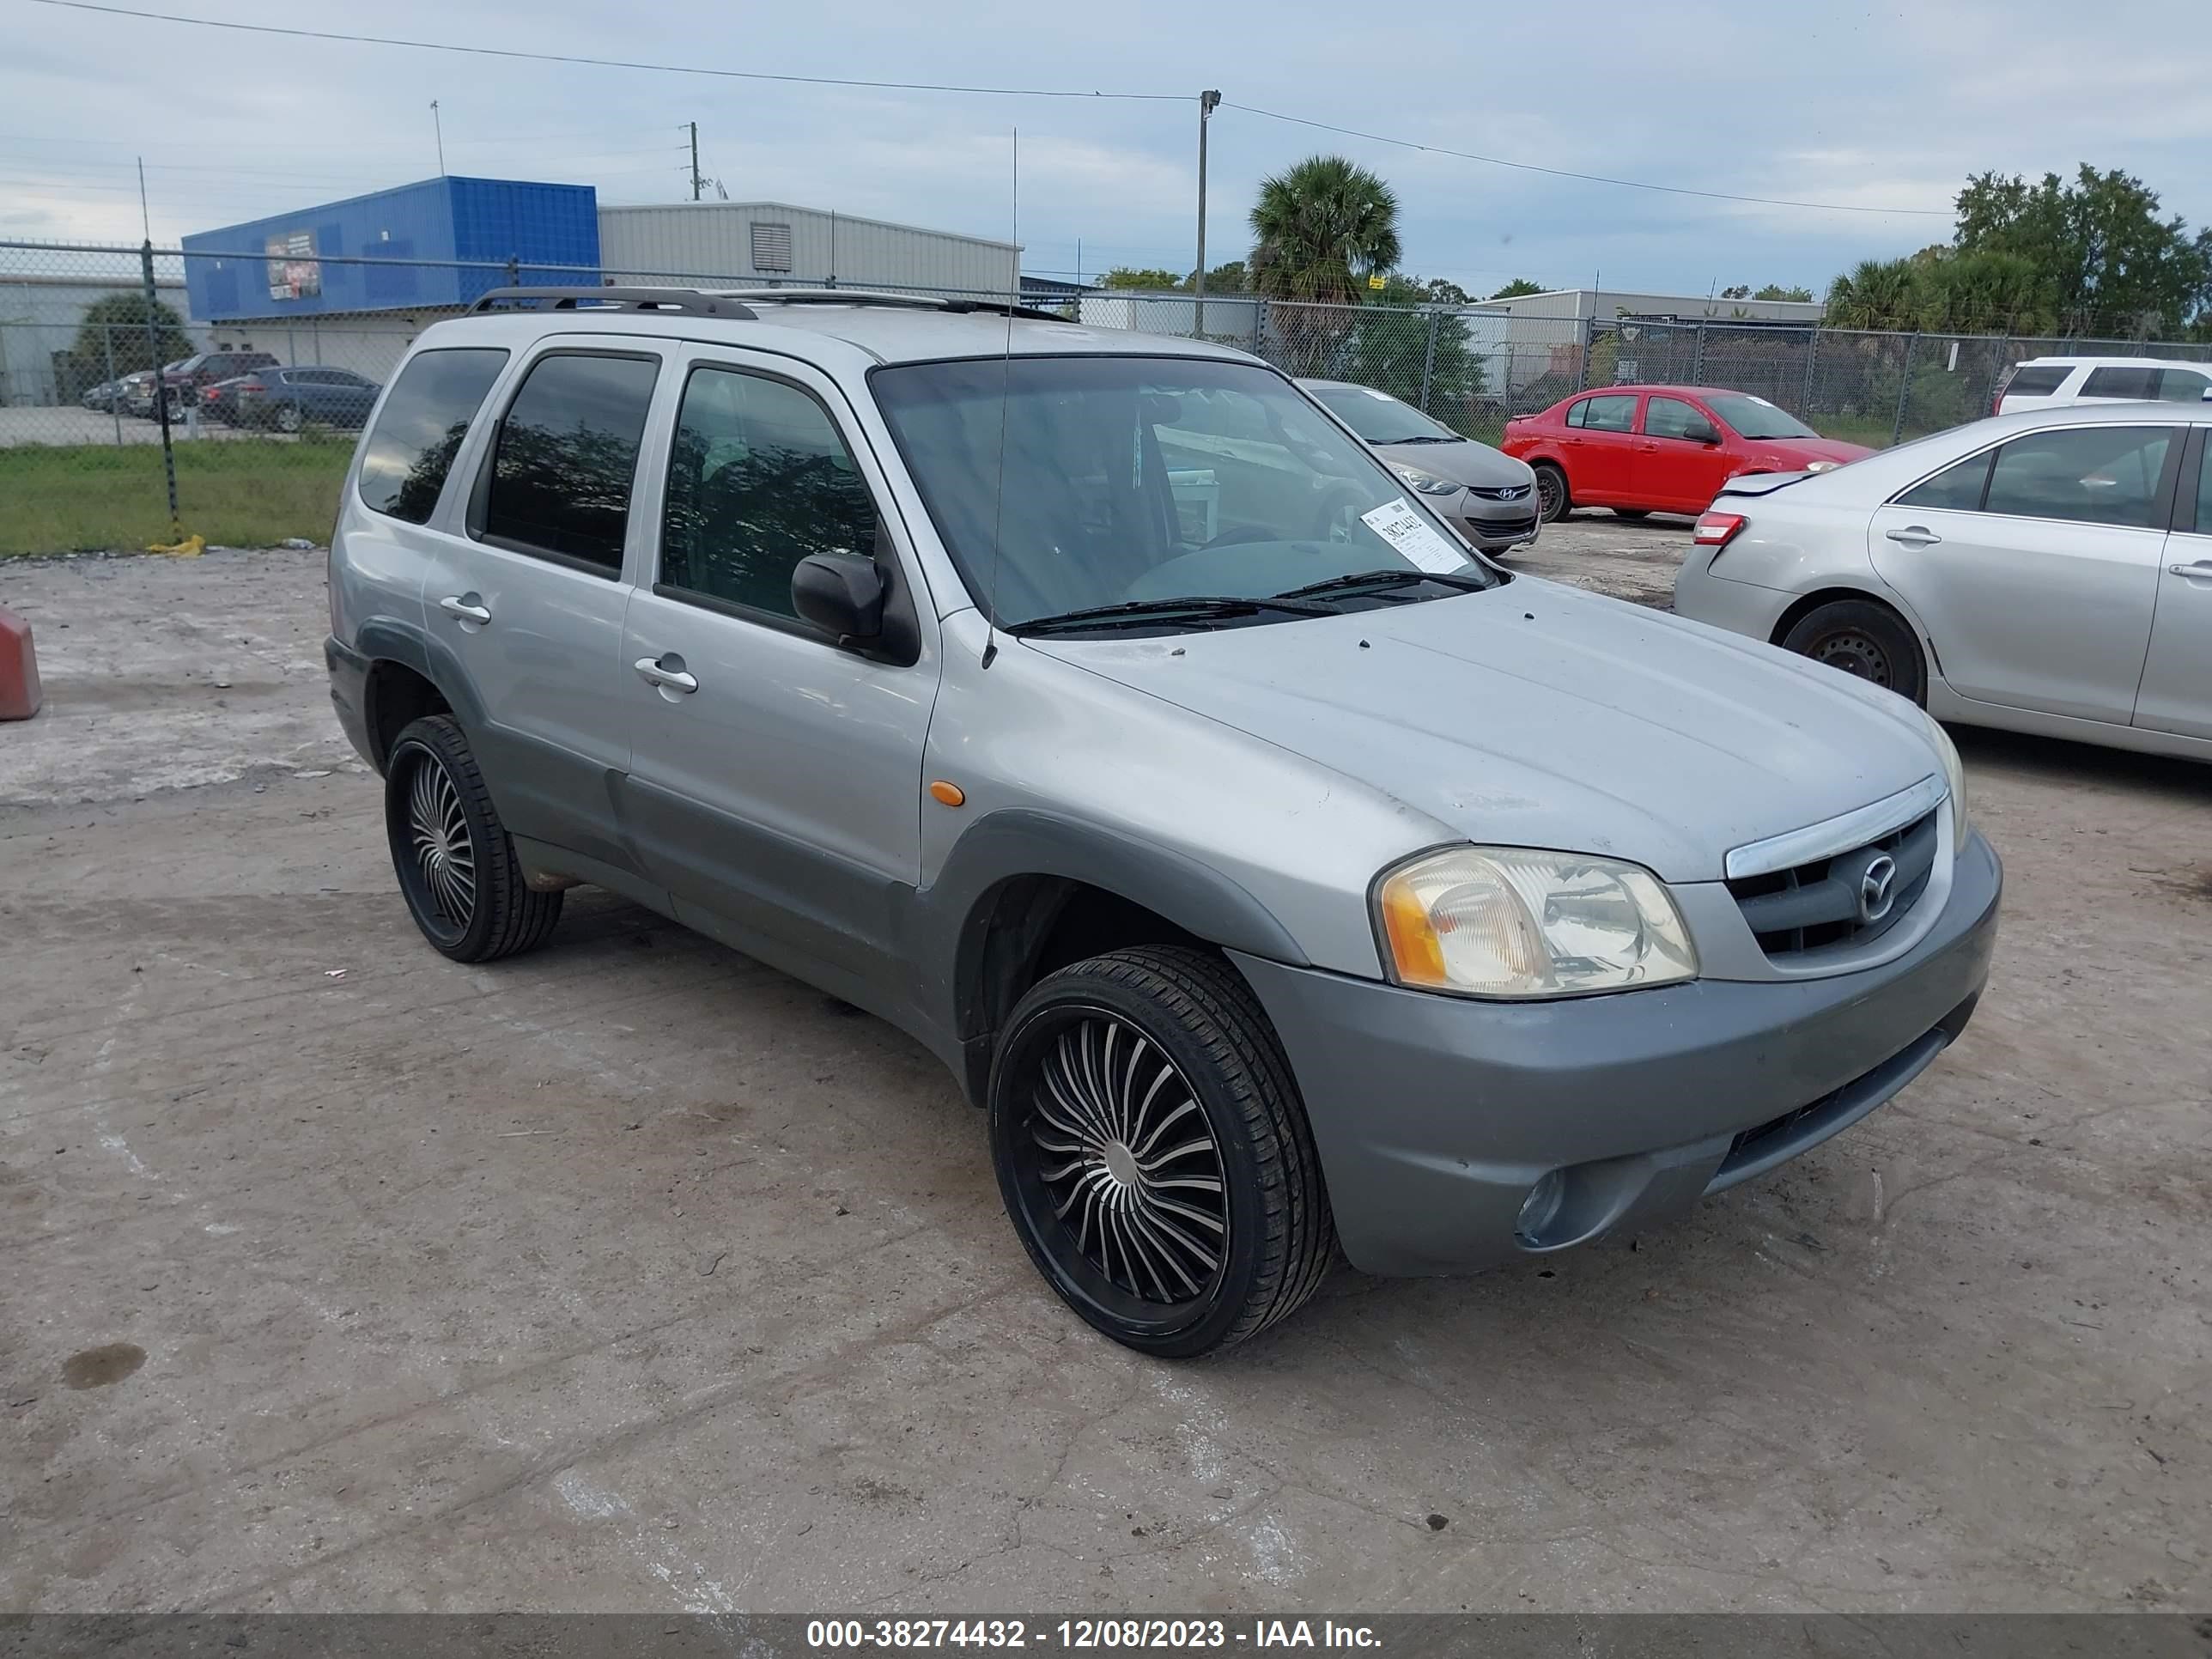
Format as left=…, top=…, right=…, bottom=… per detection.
left=2001, top=366, right=2069, bottom=398
left=356, top=347, right=510, bottom=526
left=2081, top=366, right=2161, bottom=400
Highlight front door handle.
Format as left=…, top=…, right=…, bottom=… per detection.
left=2169, top=560, right=2212, bottom=580
left=1886, top=526, right=1942, bottom=548
left=633, top=655, right=698, bottom=695
left=439, top=593, right=491, bottom=624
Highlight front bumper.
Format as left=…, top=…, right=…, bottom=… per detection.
left=1232, top=828, right=2001, bottom=1276
left=1446, top=489, right=1540, bottom=550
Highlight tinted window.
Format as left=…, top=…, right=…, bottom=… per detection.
left=1645, top=397, right=1712, bottom=441
left=1898, top=451, right=1992, bottom=512
left=480, top=354, right=659, bottom=571
left=2081, top=367, right=2160, bottom=401
left=357, top=346, right=509, bottom=525
left=2196, top=441, right=2212, bottom=533
left=2156, top=368, right=2210, bottom=403
left=660, top=368, right=878, bottom=619
left=1581, top=394, right=1638, bottom=433
left=2002, top=366, right=2069, bottom=398
left=1983, top=426, right=2173, bottom=528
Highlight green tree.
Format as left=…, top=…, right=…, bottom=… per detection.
left=1488, top=277, right=1544, bottom=300
left=1753, top=283, right=1814, bottom=302
left=1825, top=258, right=1920, bottom=330
left=1099, top=266, right=1184, bottom=291
left=1194, top=259, right=1249, bottom=294
left=1340, top=274, right=1486, bottom=412
left=1954, top=165, right=2210, bottom=335
left=68, top=292, right=191, bottom=380
left=1248, top=155, right=1402, bottom=307
left=1913, top=247, right=2049, bottom=333
left=1720, top=285, right=1752, bottom=300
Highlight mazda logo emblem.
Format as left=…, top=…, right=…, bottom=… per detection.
left=1858, top=854, right=1899, bottom=924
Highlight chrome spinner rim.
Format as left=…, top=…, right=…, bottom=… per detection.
left=406, top=753, right=477, bottom=927
left=1029, top=1017, right=1227, bottom=1305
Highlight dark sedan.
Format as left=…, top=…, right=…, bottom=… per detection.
left=232, top=366, right=382, bottom=431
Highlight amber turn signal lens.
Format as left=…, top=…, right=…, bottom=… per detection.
left=928, top=780, right=966, bottom=807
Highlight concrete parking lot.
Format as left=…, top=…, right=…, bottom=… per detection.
left=3, top=520, right=2208, bottom=1614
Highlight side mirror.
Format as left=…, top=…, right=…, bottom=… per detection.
left=1688, top=420, right=1721, bottom=444
left=791, top=551, right=885, bottom=645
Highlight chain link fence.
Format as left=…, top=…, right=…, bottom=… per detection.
left=6, top=236, right=2211, bottom=556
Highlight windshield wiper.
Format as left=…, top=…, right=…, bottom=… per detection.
left=1374, top=433, right=1455, bottom=445
left=1273, top=567, right=1492, bottom=601
left=1008, top=594, right=1339, bottom=636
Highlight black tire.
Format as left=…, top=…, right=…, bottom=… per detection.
left=383, top=714, right=562, bottom=963
left=1780, top=599, right=1928, bottom=706
left=275, top=404, right=303, bottom=434
left=988, top=945, right=1334, bottom=1358
left=1533, top=462, right=1571, bottom=523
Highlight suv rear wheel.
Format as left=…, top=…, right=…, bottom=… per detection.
left=988, top=946, right=1335, bottom=1357
left=383, top=714, right=563, bottom=962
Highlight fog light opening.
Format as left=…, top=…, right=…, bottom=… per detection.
left=1516, top=1169, right=1567, bottom=1247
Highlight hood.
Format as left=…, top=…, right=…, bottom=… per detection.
left=1750, top=437, right=1875, bottom=468
left=1028, top=579, right=1940, bottom=883
left=1371, top=437, right=1535, bottom=489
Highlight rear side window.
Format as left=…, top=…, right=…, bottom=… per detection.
left=2000, top=365, right=2068, bottom=398
left=478, top=353, right=659, bottom=573
left=1580, top=394, right=1638, bottom=433
left=357, top=346, right=509, bottom=525
left=1983, top=426, right=2174, bottom=528
left=2081, top=366, right=2160, bottom=400
left=659, top=367, right=878, bottom=620
left=1897, top=451, right=1993, bottom=512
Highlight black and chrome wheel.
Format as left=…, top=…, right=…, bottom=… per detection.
left=1532, top=462, right=1570, bottom=523
left=989, top=946, right=1334, bottom=1357
left=383, top=714, right=562, bottom=963
left=1780, top=599, right=1927, bottom=706
left=274, top=403, right=303, bottom=434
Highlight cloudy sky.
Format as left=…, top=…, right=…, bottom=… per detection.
left=6, top=0, right=2209, bottom=299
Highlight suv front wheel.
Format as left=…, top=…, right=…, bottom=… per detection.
left=988, top=946, right=1335, bottom=1357
left=383, top=714, right=563, bottom=962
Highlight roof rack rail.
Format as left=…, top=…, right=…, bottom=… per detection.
left=715, top=288, right=1064, bottom=322
left=470, top=286, right=757, bottom=318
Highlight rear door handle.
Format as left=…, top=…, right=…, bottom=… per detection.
left=633, top=655, right=698, bottom=695
left=2169, top=560, right=2212, bottom=580
left=1886, top=526, right=1942, bottom=547
left=438, top=593, right=491, bottom=624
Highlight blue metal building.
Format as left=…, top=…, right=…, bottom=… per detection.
left=183, top=177, right=599, bottom=322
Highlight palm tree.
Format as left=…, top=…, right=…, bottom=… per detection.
left=1248, top=155, right=1402, bottom=307
left=1824, top=258, right=1919, bottom=331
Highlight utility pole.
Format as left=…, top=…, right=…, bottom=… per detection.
left=689, top=122, right=703, bottom=202
left=1194, top=89, right=1220, bottom=337
left=431, top=100, right=445, bottom=175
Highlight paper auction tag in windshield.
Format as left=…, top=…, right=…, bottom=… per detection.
left=1360, top=496, right=1472, bottom=575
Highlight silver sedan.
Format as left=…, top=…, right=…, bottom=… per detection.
left=1298, top=379, right=1541, bottom=553
left=1674, top=401, right=2212, bottom=761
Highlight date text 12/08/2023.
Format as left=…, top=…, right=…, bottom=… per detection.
left=805, top=1619, right=1383, bottom=1650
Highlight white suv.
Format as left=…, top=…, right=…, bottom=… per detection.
left=1993, top=356, right=2212, bottom=416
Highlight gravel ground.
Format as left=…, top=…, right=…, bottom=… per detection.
left=2, top=532, right=2207, bottom=1615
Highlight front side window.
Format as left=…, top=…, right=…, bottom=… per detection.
left=1982, top=426, right=2174, bottom=528
left=479, top=353, right=659, bottom=572
left=1580, top=394, right=1638, bottom=433
left=660, top=367, right=878, bottom=620
left=1644, top=397, right=1711, bottom=441
left=1897, top=450, right=1992, bottom=513
left=872, top=356, right=1499, bottom=630
left=357, top=346, right=509, bottom=525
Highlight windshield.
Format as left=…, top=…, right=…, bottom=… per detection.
left=1308, top=383, right=1460, bottom=445
left=872, top=356, right=1498, bottom=629
left=1705, top=392, right=1819, bottom=441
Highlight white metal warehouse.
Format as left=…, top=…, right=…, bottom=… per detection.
left=597, top=202, right=1019, bottom=295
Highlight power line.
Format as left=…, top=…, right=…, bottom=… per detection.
left=21, top=0, right=1191, bottom=100
left=1222, top=101, right=1953, bottom=218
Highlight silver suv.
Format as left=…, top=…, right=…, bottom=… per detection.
left=325, top=287, right=2002, bottom=1356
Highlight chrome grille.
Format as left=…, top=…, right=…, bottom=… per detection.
left=1725, top=808, right=1939, bottom=958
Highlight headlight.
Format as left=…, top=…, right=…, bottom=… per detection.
left=1922, top=710, right=1969, bottom=843
left=1802, top=460, right=1841, bottom=473
left=1375, top=846, right=1698, bottom=999
left=1386, top=462, right=1461, bottom=496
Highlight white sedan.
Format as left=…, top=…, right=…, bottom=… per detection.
left=1674, top=401, right=2212, bottom=761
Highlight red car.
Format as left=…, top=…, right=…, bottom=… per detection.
left=1501, top=385, right=1873, bottom=522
